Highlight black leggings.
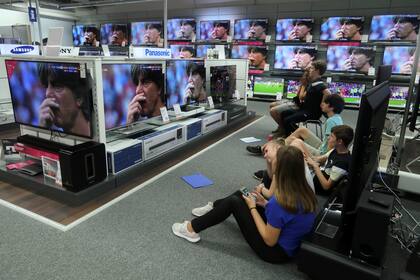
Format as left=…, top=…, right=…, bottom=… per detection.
left=191, top=191, right=290, bottom=264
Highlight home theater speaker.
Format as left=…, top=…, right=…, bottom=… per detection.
left=17, top=135, right=107, bottom=192
left=351, top=189, right=395, bottom=266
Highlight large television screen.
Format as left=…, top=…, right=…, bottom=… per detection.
left=328, top=82, right=366, bottom=104
left=166, top=60, right=206, bottom=108
left=196, top=45, right=214, bottom=58
left=72, top=25, right=100, bottom=46
left=167, top=18, right=196, bottom=41
left=286, top=80, right=301, bottom=99
left=369, top=15, right=419, bottom=41
left=231, top=45, right=268, bottom=70
left=389, top=85, right=409, bottom=108
left=210, top=65, right=236, bottom=102
left=100, top=23, right=129, bottom=46
left=200, top=20, right=230, bottom=41
left=320, top=16, right=364, bottom=41
left=233, top=19, right=268, bottom=40
left=6, top=60, right=93, bottom=138
left=327, top=45, right=375, bottom=74
left=274, top=45, right=317, bottom=70
left=276, top=18, right=314, bottom=41
left=170, top=44, right=195, bottom=58
left=102, top=63, right=164, bottom=130
left=131, top=21, right=163, bottom=46
left=383, top=46, right=416, bottom=74
left=253, top=77, right=284, bottom=97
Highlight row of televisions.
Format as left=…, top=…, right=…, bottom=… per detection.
left=5, top=59, right=236, bottom=139
left=251, top=76, right=413, bottom=109
left=73, top=14, right=420, bottom=46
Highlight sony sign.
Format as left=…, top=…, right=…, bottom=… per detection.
left=131, top=47, right=171, bottom=59
left=0, top=44, right=39, bottom=56
left=59, top=46, right=76, bottom=56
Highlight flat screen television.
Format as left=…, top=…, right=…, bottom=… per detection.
left=196, top=45, right=214, bottom=58
left=276, top=18, right=314, bottom=42
left=253, top=76, right=284, bottom=97
left=274, top=45, right=317, bottom=70
left=326, top=45, right=375, bottom=74
left=131, top=21, right=163, bottom=46
left=383, top=46, right=417, bottom=75
left=233, top=18, right=269, bottom=40
left=72, top=25, right=100, bottom=46
left=328, top=82, right=366, bottom=104
left=167, top=18, right=196, bottom=41
left=320, top=16, right=364, bottom=41
left=369, top=14, right=419, bottom=41
left=389, top=85, right=409, bottom=108
left=100, top=23, right=129, bottom=46
left=199, top=20, right=230, bottom=41
left=101, top=63, right=164, bottom=130
left=6, top=60, right=93, bottom=138
left=209, top=65, right=236, bottom=103
left=166, top=60, right=206, bottom=108
left=231, top=45, right=268, bottom=70
left=170, top=44, right=195, bottom=58
left=285, top=80, right=301, bottom=99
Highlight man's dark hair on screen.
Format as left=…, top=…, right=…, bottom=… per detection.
left=131, top=65, right=164, bottom=102
left=187, top=62, right=205, bottom=81
left=146, top=22, right=162, bottom=33
left=393, top=16, right=419, bottom=33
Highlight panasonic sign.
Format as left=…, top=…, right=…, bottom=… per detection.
left=0, top=44, right=40, bottom=56
left=131, top=47, right=171, bottom=59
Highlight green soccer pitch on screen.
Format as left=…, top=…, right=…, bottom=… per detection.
left=253, top=77, right=284, bottom=97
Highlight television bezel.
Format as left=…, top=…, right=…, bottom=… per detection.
left=326, top=45, right=375, bottom=74
left=327, top=81, right=366, bottom=104
left=99, top=23, right=130, bottom=46
left=233, top=18, right=269, bottom=41
left=319, top=16, right=365, bottom=42
left=167, top=18, right=197, bottom=41
left=275, top=17, right=315, bottom=42
left=369, top=14, right=420, bottom=42
left=382, top=45, right=416, bottom=75
left=72, top=24, right=100, bottom=47
left=252, top=76, right=285, bottom=97
left=199, top=20, right=231, bottom=42
left=130, top=20, right=163, bottom=46
left=273, top=44, right=318, bottom=71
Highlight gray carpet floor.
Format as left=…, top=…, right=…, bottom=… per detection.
left=0, top=100, right=419, bottom=280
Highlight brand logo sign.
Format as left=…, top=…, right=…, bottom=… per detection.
left=0, top=44, right=39, bottom=56
left=11, top=46, right=34, bottom=54
left=59, top=47, right=74, bottom=56
left=131, top=47, right=171, bottom=59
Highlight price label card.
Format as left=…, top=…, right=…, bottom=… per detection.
left=227, top=36, right=232, bottom=43
left=208, top=96, right=214, bottom=109
left=368, top=67, right=375, bottom=76
left=80, top=64, right=86, bottom=78
left=416, top=75, right=419, bottom=84
left=276, top=93, right=283, bottom=101
left=160, top=107, right=170, bottom=123
left=264, top=64, right=270, bottom=71
left=373, top=79, right=376, bottom=86
left=265, top=35, right=271, bottom=43
left=326, top=77, right=332, bottom=83
left=102, top=45, right=110, bottom=57
left=234, top=89, right=240, bottom=100
left=173, top=103, right=182, bottom=118
left=361, top=35, right=369, bottom=43
left=306, top=34, right=313, bottom=43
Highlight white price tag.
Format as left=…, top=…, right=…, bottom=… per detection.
left=173, top=103, right=182, bottom=117
left=227, top=36, right=232, bottom=43
left=276, top=93, right=283, bottom=101
left=373, top=79, right=376, bottom=86
left=80, top=64, right=86, bottom=78
left=306, top=34, right=313, bottom=43
left=235, top=89, right=240, bottom=100
left=247, top=90, right=253, bottom=98
left=416, top=75, right=419, bottom=84
left=264, top=64, right=270, bottom=71
left=102, top=45, right=110, bottom=57
left=208, top=96, right=214, bottom=109
left=265, top=35, right=271, bottom=43
left=368, top=67, right=375, bottom=76
left=361, top=35, right=369, bottom=43
left=160, top=107, right=170, bottom=123
left=326, top=77, right=332, bottom=83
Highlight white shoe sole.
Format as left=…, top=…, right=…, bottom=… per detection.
left=172, top=224, right=200, bottom=243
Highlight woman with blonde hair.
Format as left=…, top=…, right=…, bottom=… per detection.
left=172, top=145, right=317, bottom=263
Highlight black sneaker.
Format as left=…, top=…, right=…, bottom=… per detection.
left=253, top=170, right=264, bottom=181
left=246, top=145, right=262, bottom=155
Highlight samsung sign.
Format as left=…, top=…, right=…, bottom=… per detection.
left=0, top=44, right=39, bottom=56
left=131, top=47, right=171, bottom=59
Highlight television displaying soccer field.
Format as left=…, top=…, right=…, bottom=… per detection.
left=253, top=76, right=284, bottom=97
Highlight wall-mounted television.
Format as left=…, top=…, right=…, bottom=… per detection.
left=285, top=80, right=301, bottom=99
left=326, top=45, right=375, bottom=74
left=170, top=44, right=195, bottom=58
left=383, top=46, right=416, bottom=75
left=231, top=45, right=268, bottom=70
left=274, top=45, right=317, bottom=70
left=233, top=18, right=268, bottom=40
left=276, top=18, right=314, bottom=41
left=199, top=20, right=230, bottom=41
left=328, top=81, right=366, bottom=104
left=389, top=85, right=409, bottom=108
left=166, top=60, right=206, bottom=108
left=72, top=25, right=100, bottom=46
left=369, top=15, right=419, bottom=41
left=100, top=23, right=129, bottom=46
left=167, top=18, right=196, bottom=41
left=320, top=16, right=364, bottom=41
left=210, top=65, right=236, bottom=103
left=196, top=45, right=214, bottom=58
left=6, top=60, right=93, bottom=138
left=253, top=76, right=284, bottom=97
left=131, top=21, right=163, bottom=46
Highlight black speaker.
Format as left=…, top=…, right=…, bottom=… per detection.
left=406, top=240, right=420, bottom=276
left=351, top=189, right=394, bottom=266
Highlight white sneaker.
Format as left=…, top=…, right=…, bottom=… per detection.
left=172, top=221, right=200, bottom=243
left=192, top=202, right=213, bottom=217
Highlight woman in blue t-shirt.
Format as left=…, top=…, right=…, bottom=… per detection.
left=172, top=145, right=317, bottom=263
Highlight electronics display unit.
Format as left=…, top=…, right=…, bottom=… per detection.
left=101, top=63, right=164, bottom=130
left=199, top=20, right=231, bottom=41
left=231, top=45, right=268, bottom=70
left=72, top=25, right=100, bottom=46
left=326, top=45, right=375, bottom=74
left=131, top=21, right=163, bottom=46
left=285, top=80, right=301, bottom=99
left=253, top=76, right=284, bottom=97
left=170, top=44, right=195, bottom=58
left=320, top=16, right=364, bottom=41
left=100, top=23, right=129, bottom=46
left=274, top=45, right=317, bottom=70
left=196, top=45, right=214, bottom=58
left=275, top=18, right=314, bottom=41
left=328, top=82, right=366, bottom=104
left=369, top=14, right=419, bottom=41
left=233, top=18, right=269, bottom=40
left=209, top=65, right=236, bottom=102
left=383, top=46, right=416, bottom=75
left=166, top=59, right=206, bottom=109
left=167, top=18, right=196, bottom=41
left=389, top=85, right=409, bottom=108
left=6, top=60, right=93, bottom=138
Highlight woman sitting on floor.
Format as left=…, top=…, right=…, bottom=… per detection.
left=172, top=145, right=317, bottom=263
